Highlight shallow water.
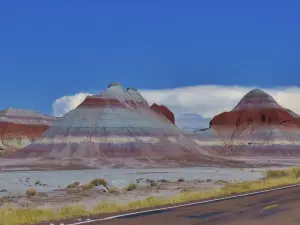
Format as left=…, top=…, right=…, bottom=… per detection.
left=0, top=166, right=285, bottom=196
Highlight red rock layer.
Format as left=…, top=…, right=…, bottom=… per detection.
left=150, top=103, right=175, bottom=124
left=210, top=108, right=299, bottom=129
left=0, top=108, right=55, bottom=151
left=0, top=122, right=49, bottom=139
left=286, top=109, right=300, bottom=127
left=205, top=89, right=300, bottom=156
left=0, top=122, right=50, bottom=149
left=210, top=89, right=300, bottom=130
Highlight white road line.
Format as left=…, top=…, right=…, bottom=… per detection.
left=60, top=183, right=300, bottom=225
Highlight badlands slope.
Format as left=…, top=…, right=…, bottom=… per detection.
left=191, top=89, right=300, bottom=157
left=0, top=108, right=55, bottom=153
left=8, top=83, right=241, bottom=169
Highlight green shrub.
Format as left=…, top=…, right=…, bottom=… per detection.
left=82, top=183, right=94, bottom=191
left=90, top=179, right=108, bottom=188
left=264, top=167, right=300, bottom=179
left=34, top=180, right=41, bottom=186
left=127, top=184, right=137, bottom=191
left=67, top=181, right=81, bottom=189
left=108, top=188, right=119, bottom=193
left=159, top=179, right=168, bottom=183
left=150, top=180, right=158, bottom=186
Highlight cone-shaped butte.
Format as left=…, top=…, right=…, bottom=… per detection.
left=12, top=83, right=212, bottom=166
left=207, top=89, right=300, bottom=156
left=0, top=108, right=55, bottom=152
left=232, top=89, right=280, bottom=111
left=211, top=88, right=299, bottom=128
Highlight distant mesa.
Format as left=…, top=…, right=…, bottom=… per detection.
left=11, top=83, right=214, bottom=166
left=0, top=108, right=55, bottom=152
left=150, top=103, right=175, bottom=124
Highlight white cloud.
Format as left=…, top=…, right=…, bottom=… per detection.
left=52, top=85, right=300, bottom=123
left=52, top=92, right=93, bottom=117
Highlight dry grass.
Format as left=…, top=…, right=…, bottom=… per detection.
left=89, top=179, right=108, bottom=188
left=81, top=182, right=95, bottom=191
left=265, top=167, right=300, bottom=179
left=108, top=187, right=119, bottom=194
left=25, top=188, right=37, bottom=198
left=66, top=181, right=81, bottom=189
left=1, top=167, right=300, bottom=225
left=66, top=178, right=108, bottom=193
left=127, top=183, right=137, bottom=191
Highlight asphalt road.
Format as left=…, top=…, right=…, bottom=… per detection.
left=69, top=185, right=300, bottom=225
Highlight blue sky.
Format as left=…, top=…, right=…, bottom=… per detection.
left=1, top=0, right=300, bottom=115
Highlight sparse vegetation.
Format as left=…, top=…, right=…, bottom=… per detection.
left=25, top=188, right=37, bottom=198
left=2, top=167, right=300, bottom=225
left=215, top=180, right=228, bottom=184
left=67, top=187, right=83, bottom=194
left=145, top=179, right=158, bottom=186
left=127, top=183, right=137, bottom=191
left=150, top=180, right=158, bottom=186
left=265, top=167, right=300, bottom=179
left=180, top=187, right=189, bottom=192
left=81, top=182, right=94, bottom=191
left=159, top=179, right=168, bottom=183
left=177, top=178, right=185, bottom=182
left=34, top=180, right=41, bottom=186
left=136, top=171, right=146, bottom=174
left=66, top=178, right=108, bottom=191
left=67, top=181, right=81, bottom=189
left=108, top=187, right=119, bottom=194
left=90, top=178, right=108, bottom=188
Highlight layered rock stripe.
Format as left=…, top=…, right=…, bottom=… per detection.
left=0, top=108, right=55, bottom=151
left=15, top=83, right=211, bottom=162
left=191, top=89, right=300, bottom=156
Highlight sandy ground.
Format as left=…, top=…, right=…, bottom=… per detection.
left=0, top=154, right=297, bottom=211
left=0, top=164, right=293, bottom=211
left=0, top=156, right=285, bottom=172
left=226, top=156, right=300, bottom=166
left=0, top=178, right=226, bottom=210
